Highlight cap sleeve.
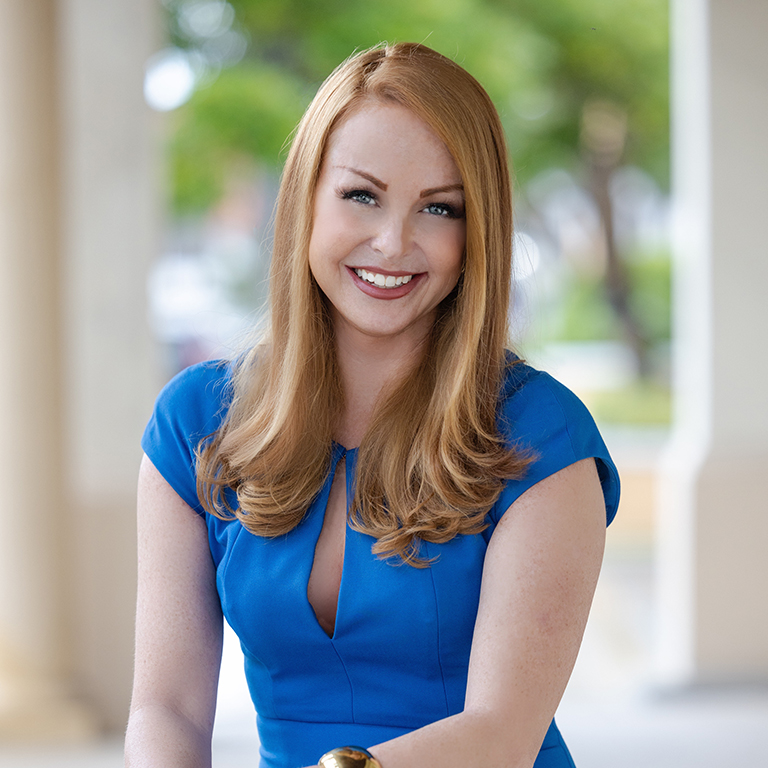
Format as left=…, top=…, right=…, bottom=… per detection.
left=141, top=360, right=232, bottom=514
left=491, top=364, right=620, bottom=526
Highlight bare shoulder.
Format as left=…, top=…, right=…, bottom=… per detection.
left=482, top=458, right=606, bottom=603
left=137, top=454, right=208, bottom=536
left=496, top=457, right=605, bottom=536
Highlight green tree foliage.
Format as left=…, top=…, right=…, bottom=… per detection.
left=163, top=0, right=668, bottom=214
left=558, top=254, right=671, bottom=343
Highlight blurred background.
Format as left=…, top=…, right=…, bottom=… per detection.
left=1, top=0, right=766, bottom=766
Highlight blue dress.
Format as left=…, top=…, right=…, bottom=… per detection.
left=142, top=358, right=619, bottom=768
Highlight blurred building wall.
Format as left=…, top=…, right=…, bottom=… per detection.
left=0, top=0, right=158, bottom=738
left=658, top=0, right=768, bottom=686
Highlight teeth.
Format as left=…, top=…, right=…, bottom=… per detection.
left=355, top=269, right=414, bottom=288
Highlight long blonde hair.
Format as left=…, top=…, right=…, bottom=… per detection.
left=197, top=42, right=529, bottom=565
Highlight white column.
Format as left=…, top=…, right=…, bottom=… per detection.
left=0, top=0, right=95, bottom=739
left=58, top=0, right=160, bottom=731
left=658, top=0, right=768, bottom=685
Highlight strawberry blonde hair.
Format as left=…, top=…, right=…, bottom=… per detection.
left=196, top=42, right=528, bottom=565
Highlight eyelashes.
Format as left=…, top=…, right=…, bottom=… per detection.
left=423, top=202, right=464, bottom=219
left=340, top=188, right=376, bottom=206
left=338, top=187, right=465, bottom=219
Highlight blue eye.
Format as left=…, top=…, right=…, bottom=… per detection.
left=424, top=202, right=462, bottom=219
left=341, top=189, right=376, bottom=205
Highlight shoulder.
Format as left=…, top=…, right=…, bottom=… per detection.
left=490, top=355, right=620, bottom=527
left=154, top=358, right=233, bottom=423
left=498, top=358, right=598, bottom=445
left=149, top=358, right=233, bottom=436
left=141, top=359, right=234, bottom=512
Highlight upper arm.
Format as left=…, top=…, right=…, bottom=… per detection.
left=465, top=458, right=606, bottom=759
left=130, top=454, right=223, bottom=736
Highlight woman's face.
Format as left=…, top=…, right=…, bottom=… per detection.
left=308, top=99, right=466, bottom=348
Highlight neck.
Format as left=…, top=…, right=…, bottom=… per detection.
left=332, top=323, right=429, bottom=448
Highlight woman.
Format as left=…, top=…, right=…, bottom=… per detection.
left=126, top=42, right=619, bottom=768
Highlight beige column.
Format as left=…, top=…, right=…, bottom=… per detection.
left=0, top=1, right=95, bottom=739
left=0, top=0, right=159, bottom=739
left=658, top=0, right=768, bottom=685
left=58, top=0, right=160, bottom=732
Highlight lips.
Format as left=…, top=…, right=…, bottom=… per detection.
left=346, top=266, right=423, bottom=299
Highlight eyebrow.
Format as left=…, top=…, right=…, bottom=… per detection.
left=335, top=166, right=388, bottom=191
left=335, top=166, right=464, bottom=198
left=419, top=182, right=464, bottom=198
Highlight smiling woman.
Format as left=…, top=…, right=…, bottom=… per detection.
left=126, top=42, right=619, bottom=768
left=192, top=42, right=529, bottom=565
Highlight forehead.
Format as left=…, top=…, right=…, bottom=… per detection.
left=322, top=99, right=461, bottom=183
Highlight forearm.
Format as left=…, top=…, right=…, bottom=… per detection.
left=366, top=708, right=543, bottom=768
left=124, top=703, right=213, bottom=768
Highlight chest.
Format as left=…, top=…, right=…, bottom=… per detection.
left=207, top=446, right=494, bottom=721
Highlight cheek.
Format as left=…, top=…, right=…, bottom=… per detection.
left=310, top=197, right=361, bottom=257
left=438, top=223, right=466, bottom=276
left=308, top=199, right=341, bottom=271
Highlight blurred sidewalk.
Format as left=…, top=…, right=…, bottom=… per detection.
left=2, top=429, right=766, bottom=768
left=558, top=429, right=768, bottom=767
left=558, top=543, right=768, bottom=767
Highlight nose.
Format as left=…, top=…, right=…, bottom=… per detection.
left=371, top=211, right=412, bottom=261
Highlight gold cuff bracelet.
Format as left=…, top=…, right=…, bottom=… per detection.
left=318, top=745, right=382, bottom=768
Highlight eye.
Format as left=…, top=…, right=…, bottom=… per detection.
left=424, top=202, right=463, bottom=219
left=341, top=189, right=377, bottom=205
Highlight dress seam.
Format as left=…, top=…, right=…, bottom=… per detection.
left=329, top=639, right=357, bottom=724
left=425, top=541, right=451, bottom=716
left=217, top=522, right=246, bottom=592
